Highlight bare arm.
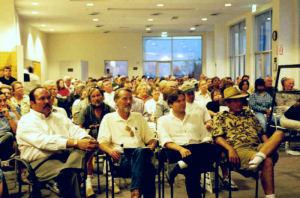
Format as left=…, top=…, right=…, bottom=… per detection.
left=165, top=142, right=191, bottom=158
left=215, top=136, right=239, bottom=166
left=99, top=142, right=120, bottom=161
left=146, top=139, right=157, bottom=151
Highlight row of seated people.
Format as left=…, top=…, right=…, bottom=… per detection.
left=0, top=71, right=298, bottom=198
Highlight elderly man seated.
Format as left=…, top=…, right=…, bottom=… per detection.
left=212, top=87, right=284, bottom=198
left=98, top=88, right=157, bottom=198
left=16, top=87, right=99, bottom=198
left=157, top=89, right=221, bottom=198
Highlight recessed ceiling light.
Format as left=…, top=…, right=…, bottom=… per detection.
left=50, top=29, right=55, bottom=31
left=146, top=27, right=151, bottom=31
left=40, top=24, right=47, bottom=27
left=201, top=18, right=208, bottom=21
left=225, top=3, right=232, bottom=7
left=190, top=27, right=196, bottom=31
left=86, top=3, right=94, bottom=7
left=252, top=4, right=257, bottom=12
left=32, top=11, right=39, bottom=15
left=92, top=18, right=99, bottom=22
left=267, top=17, right=271, bottom=21
left=32, top=2, right=39, bottom=6
left=156, top=3, right=164, bottom=7
left=147, top=18, right=154, bottom=22
left=161, top=32, right=168, bottom=37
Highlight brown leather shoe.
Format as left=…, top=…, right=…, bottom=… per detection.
left=131, top=189, right=140, bottom=198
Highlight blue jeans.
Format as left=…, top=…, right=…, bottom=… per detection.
left=255, top=112, right=280, bottom=132
left=117, top=148, right=155, bottom=198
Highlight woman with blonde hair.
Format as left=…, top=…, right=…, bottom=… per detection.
left=136, top=83, right=152, bottom=103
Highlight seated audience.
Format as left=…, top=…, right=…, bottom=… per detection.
left=0, top=91, right=18, bottom=161
left=276, top=78, right=300, bottom=107
left=98, top=88, right=156, bottom=198
left=239, top=79, right=250, bottom=107
left=195, top=80, right=211, bottom=106
left=10, top=81, right=30, bottom=115
left=157, top=89, right=221, bottom=198
left=264, top=76, right=275, bottom=98
left=0, top=84, right=21, bottom=119
left=16, top=87, right=99, bottom=198
left=0, top=66, right=17, bottom=86
left=102, top=79, right=115, bottom=109
left=43, top=80, right=68, bottom=117
left=56, top=79, right=70, bottom=98
left=153, top=80, right=178, bottom=119
left=144, top=87, right=160, bottom=122
left=212, top=87, right=284, bottom=198
left=135, top=83, right=152, bottom=103
left=249, top=79, right=273, bottom=132
left=77, top=87, right=116, bottom=196
left=206, top=89, right=229, bottom=117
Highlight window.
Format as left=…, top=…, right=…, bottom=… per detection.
left=229, top=20, right=246, bottom=81
left=104, top=60, right=127, bottom=76
left=255, top=10, right=272, bottom=79
left=143, top=36, right=202, bottom=79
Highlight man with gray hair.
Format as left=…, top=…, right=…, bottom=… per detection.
left=98, top=88, right=156, bottom=198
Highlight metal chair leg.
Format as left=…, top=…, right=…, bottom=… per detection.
left=105, top=159, right=109, bottom=198
left=229, top=167, right=232, bottom=198
left=255, top=175, right=259, bottom=198
left=215, top=162, right=219, bottom=198
left=203, top=172, right=206, bottom=198
left=96, top=154, right=101, bottom=193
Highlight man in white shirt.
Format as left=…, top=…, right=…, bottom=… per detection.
left=98, top=88, right=156, bottom=198
left=157, top=89, right=221, bottom=198
left=195, top=80, right=212, bottom=106
left=16, top=87, right=99, bottom=198
left=145, top=87, right=160, bottom=121
left=102, top=79, right=116, bottom=109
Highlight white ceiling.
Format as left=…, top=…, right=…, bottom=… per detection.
left=15, top=0, right=271, bottom=34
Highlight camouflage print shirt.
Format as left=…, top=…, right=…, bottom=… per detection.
left=212, top=109, right=264, bottom=150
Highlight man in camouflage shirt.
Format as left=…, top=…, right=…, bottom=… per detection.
left=212, top=87, right=284, bottom=198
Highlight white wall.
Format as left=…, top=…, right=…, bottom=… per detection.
left=19, top=17, right=48, bottom=82
left=0, top=0, right=18, bottom=51
left=46, top=32, right=215, bottom=81
left=47, top=32, right=143, bottom=80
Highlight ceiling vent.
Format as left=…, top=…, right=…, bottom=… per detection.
left=194, top=24, right=201, bottom=27
left=96, top=25, right=103, bottom=28
left=103, top=31, right=110, bottom=33
left=145, top=24, right=153, bottom=27
left=151, top=12, right=162, bottom=16
left=171, top=16, right=179, bottom=20
left=210, top=13, right=220, bottom=16
left=89, top=12, right=100, bottom=16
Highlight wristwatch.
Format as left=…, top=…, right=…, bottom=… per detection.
left=74, top=139, right=78, bottom=147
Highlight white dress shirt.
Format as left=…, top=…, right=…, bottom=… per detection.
left=195, top=91, right=211, bottom=106
left=98, top=112, right=155, bottom=149
left=157, top=109, right=212, bottom=147
left=144, top=98, right=158, bottom=116
left=104, top=91, right=115, bottom=109
left=16, top=109, right=90, bottom=162
left=185, top=101, right=211, bottom=122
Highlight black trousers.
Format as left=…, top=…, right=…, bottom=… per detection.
left=166, top=143, right=222, bottom=198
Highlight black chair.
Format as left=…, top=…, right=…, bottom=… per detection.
left=159, top=148, right=221, bottom=198
left=228, top=166, right=259, bottom=198
left=13, top=155, right=87, bottom=198
left=95, top=150, right=106, bottom=193
left=105, top=148, right=160, bottom=198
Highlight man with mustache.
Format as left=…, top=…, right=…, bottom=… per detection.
left=16, top=87, right=99, bottom=198
left=98, top=88, right=157, bottom=198
left=77, top=87, right=116, bottom=197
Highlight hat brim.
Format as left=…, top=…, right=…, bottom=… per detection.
left=182, top=87, right=196, bottom=93
left=224, top=93, right=249, bottom=100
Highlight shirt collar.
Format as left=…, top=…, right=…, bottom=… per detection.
left=30, top=108, right=53, bottom=119
left=114, top=111, right=133, bottom=121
